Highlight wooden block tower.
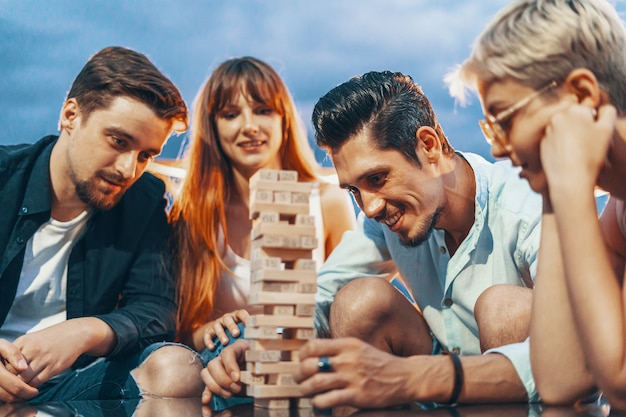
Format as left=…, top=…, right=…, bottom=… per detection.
left=244, top=168, right=318, bottom=410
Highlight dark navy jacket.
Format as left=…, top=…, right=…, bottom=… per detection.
left=0, top=136, right=176, bottom=362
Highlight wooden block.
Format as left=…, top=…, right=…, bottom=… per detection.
left=265, top=305, right=295, bottom=315
left=293, top=259, right=317, bottom=270
left=240, top=370, right=266, bottom=385
left=291, top=192, right=310, bottom=204
left=254, top=234, right=284, bottom=248
left=253, top=189, right=274, bottom=203
left=247, top=384, right=302, bottom=399
left=251, top=222, right=316, bottom=240
left=274, top=191, right=292, bottom=204
left=295, top=397, right=313, bottom=409
left=250, top=257, right=283, bottom=269
left=268, top=373, right=297, bottom=386
left=295, top=214, right=315, bottom=226
left=251, top=281, right=299, bottom=294
left=251, top=268, right=316, bottom=284
left=248, top=314, right=313, bottom=328
left=251, top=169, right=279, bottom=183
left=282, top=328, right=316, bottom=340
left=244, top=326, right=282, bottom=339
left=278, top=170, right=298, bottom=182
left=249, top=339, right=307, bottom=351
left=257, top=212, right=280, bottom=224
left=299, top=236, right=318, bottom=249
left=281, top=236, right=300, bottom=248
left=245, top=349, right=282, bottom=362
left=253, top=398, right=291, bottom=411
left=250, top=201, right=310, bottom=217
left=248, top=361, right=300, bottom=375
left=295, top=304, right=315, bottom=317
left=250, top=180, right=313, bottom=194
left=298, top=283, right=316, bottom=293
left=251, top=240, right=313, bottom=262
left=248, top=291, right=315, bottom=306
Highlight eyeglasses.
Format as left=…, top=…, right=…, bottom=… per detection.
left=479, top=81, right=557, bottom=148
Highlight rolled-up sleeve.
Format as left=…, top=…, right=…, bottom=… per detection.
left=486, top=338, right=539, bottom=402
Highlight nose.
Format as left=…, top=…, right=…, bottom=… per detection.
left=116, top=152, right=139, bottom=180
left=242, top=110, right=259, bottom=135
left=359, top=190, right=385, bottom=219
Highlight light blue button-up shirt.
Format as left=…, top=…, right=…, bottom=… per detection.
left=315, top=152, right=542, bottom=402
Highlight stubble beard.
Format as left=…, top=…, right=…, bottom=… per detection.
left=71, top=167, right=126, bottom=211
left=399, top=207, right=442, bottom=248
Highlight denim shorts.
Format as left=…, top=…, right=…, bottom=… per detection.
left=30, top=342, right=187, bottom=403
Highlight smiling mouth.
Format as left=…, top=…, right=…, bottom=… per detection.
left=239, top=140, right=266, bottom=148
left=382, top=209, right=403, bottom=228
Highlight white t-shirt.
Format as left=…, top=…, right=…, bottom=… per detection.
left=0, top=210, right=91, bottom=342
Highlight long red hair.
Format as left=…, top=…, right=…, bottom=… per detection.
left=169, top=57, right=319, bottom=344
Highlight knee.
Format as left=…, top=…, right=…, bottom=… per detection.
left=330, top=277, right=397, bottom=337
left=474, top=284, right=532, bottom=352
left=132, top=345, right=204, bottom=398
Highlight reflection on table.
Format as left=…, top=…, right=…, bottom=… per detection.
left=0, top=398, right=621, bottom=417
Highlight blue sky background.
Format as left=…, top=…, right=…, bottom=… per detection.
left=1, top=0, right=624, bottom=165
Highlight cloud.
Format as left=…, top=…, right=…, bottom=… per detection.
left=1, top=0, right=622, bottom=162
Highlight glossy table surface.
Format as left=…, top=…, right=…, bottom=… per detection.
left=0, top=399, right=623, bottom=417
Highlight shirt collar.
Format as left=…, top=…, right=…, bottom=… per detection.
left=20, top=136, right=55, bottom=216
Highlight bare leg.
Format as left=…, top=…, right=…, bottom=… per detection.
left=474, top=284, right=532, bottom=352
left=329, top=277, right=432, bottom=356
left=131, top=345, right=205, bottom=398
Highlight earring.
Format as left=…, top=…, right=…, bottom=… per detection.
left=591, top=108, right=598, bottom=120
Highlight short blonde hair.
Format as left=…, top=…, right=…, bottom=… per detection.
left=449, top=0, right=626, bottom=110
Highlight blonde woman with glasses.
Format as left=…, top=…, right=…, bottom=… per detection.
left=450, top=0, right=626, bottom=409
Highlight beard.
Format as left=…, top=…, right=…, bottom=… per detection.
left=72, top=169, right=128, bottom=211
left=399, top=207, right=442, bottom=248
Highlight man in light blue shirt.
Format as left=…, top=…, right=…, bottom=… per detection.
left=293, top=71, right=541, bottom=408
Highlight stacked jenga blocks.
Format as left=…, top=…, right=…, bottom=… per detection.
left=245, top=169, right=318, bottom=411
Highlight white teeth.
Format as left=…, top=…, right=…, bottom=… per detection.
left=240, top=141, right=264, bottom=147
left=383, top=211, right=401, bottom=227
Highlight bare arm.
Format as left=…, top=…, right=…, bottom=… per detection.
left=529, top=208, right=596, bottom=403
left=294, top=338, right=526, bottom=409
left=539, top=103, right=626, bottom=406
left=319, top=182, right=358, bottom=258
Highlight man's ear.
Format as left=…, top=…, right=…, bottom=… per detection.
left=563, top=68, right=604, bottom=108
left=58, top=99, right=80, bottom=132
left=416, top=126, right=441, bottom=163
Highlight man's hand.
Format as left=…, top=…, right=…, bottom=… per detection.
left=201, top=339, right=250, bottom=405
left=0, top=339, right=38, bottom=403
left=294, top=338, right=418, bottom=409
left=12, top=318, right=115, bottom=389
left=202, top=309, right=249, bottom=351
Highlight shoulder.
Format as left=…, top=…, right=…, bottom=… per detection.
left=463, top=152, right=542, bottom=217
left=0, top=136, right=56, bottom=170
left=124, top=172, right=167, bottom=205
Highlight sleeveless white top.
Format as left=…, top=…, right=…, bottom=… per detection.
left=209, top=183, right=325, bottom=320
